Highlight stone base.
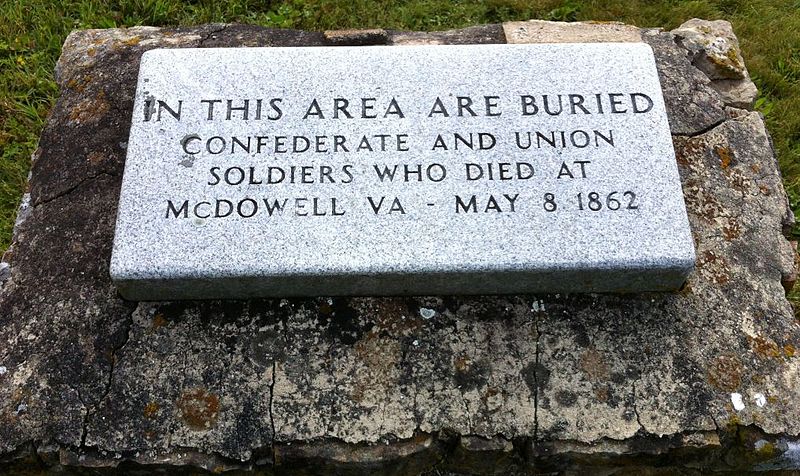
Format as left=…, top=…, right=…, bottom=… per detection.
left=1, top=20, right=798, bottom=474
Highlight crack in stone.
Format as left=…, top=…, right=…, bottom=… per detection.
left=30, top=441, right=47, bottom=468
left=268, top=359, right=277, bottom=466
left=631, top=378, right=645, bottom=432
left=708, top=412, right=722, bottom=433
left=449, top=319, right=474, bottom=433
left=75, top=386, right=89, bottom=448
left=269, top=305, right=291, bottom=466
left=32, top=171, right=118, bottom=208
left=79, top=304, right=134, bottom=449
left=5, top=421, right=791, bottom=472
left=164, top=306, right=198, bottom=452
left=672, top=117, right=728, bottom=138
left=532, top=302, right=542, bottom=446
left=459, top=390, right=472, bottom=434
left=411, top=360, right=420, bottom=431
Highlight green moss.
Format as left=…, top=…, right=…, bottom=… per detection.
left=754, top=440, right=776, bottom=458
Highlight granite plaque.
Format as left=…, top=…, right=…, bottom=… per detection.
left=110, top=43, right=695, bottom=299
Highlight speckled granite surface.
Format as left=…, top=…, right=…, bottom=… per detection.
left=110, top=43, right=693, bottom=299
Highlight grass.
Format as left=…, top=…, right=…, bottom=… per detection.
left=1, top=0, right=799, bottom=253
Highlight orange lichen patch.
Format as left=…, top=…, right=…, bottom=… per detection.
left=784, top=344, right=796, bottom=358
left=143, top=402, right=159, bottom=418
left=580, top=348, right=610, bottom=382
left=701, top=47, right=744, bottom=79
left=759, top=185, right=771, bottom=196
left=68, top=93, right=110, bottom=125
left=724, top=48, right=744, bottom=71
left=86, top=151, right=104, bottom=165
left=750, top=164, right=762, bottom=174
left=715, top=145, right=733, bottom=169
left=748, top=335, right=782, bottom=360
left=121, top=36, right=141, bottom=47
left=151, top=313, right=167, bottom=330
left=87, top=47, right=97, bottom=57
left=65, top=75, right=92, bottom=93
left=707, top=354, right=743, bottom=392
left=177, top=389, right=220, bottom=430
left=722, top=218, right=742, bottom=241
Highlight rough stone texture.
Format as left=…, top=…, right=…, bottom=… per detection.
left=709, top=77, right=759, bottom=110
left=389, top=24, right=506, bottom=45
left=324, top=28, right=389, bottom=46
left=1, top=21, right=798, bottom=474
left=672, top=19, right=747, bottom=80
left=672, top=19, right=759, bottom=109
left=503, top=20, right=642, bottom=43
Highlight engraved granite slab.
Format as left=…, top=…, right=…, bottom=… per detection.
left=110, top=43, right=694, bottom=299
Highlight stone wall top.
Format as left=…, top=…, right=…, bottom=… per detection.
left=0, top=20, right=797, bottom=474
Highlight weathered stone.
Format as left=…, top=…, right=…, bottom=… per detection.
left=673, top=19, right=747, bottom=80
left=200, top=24, right=327, bottom=48
left=274, top=433, right=441, bottom=474
left=503, top=19, right=642, bottom=43
left=444, top=436, right=518, bottom=474
left=711, top=77, right=759, bottom=109
left=1, top=21, right=798, bottom=474
left=672, top=19, right=758, bottom=109
left=324, top=28, right=389, bottom=45
left=0, top=262, right=10, bottom=283
left=784, top=241, right=799, bottom=293
left=642, top=29, right=733, bottom=136
left=388, top=24, right=505, bottom=45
